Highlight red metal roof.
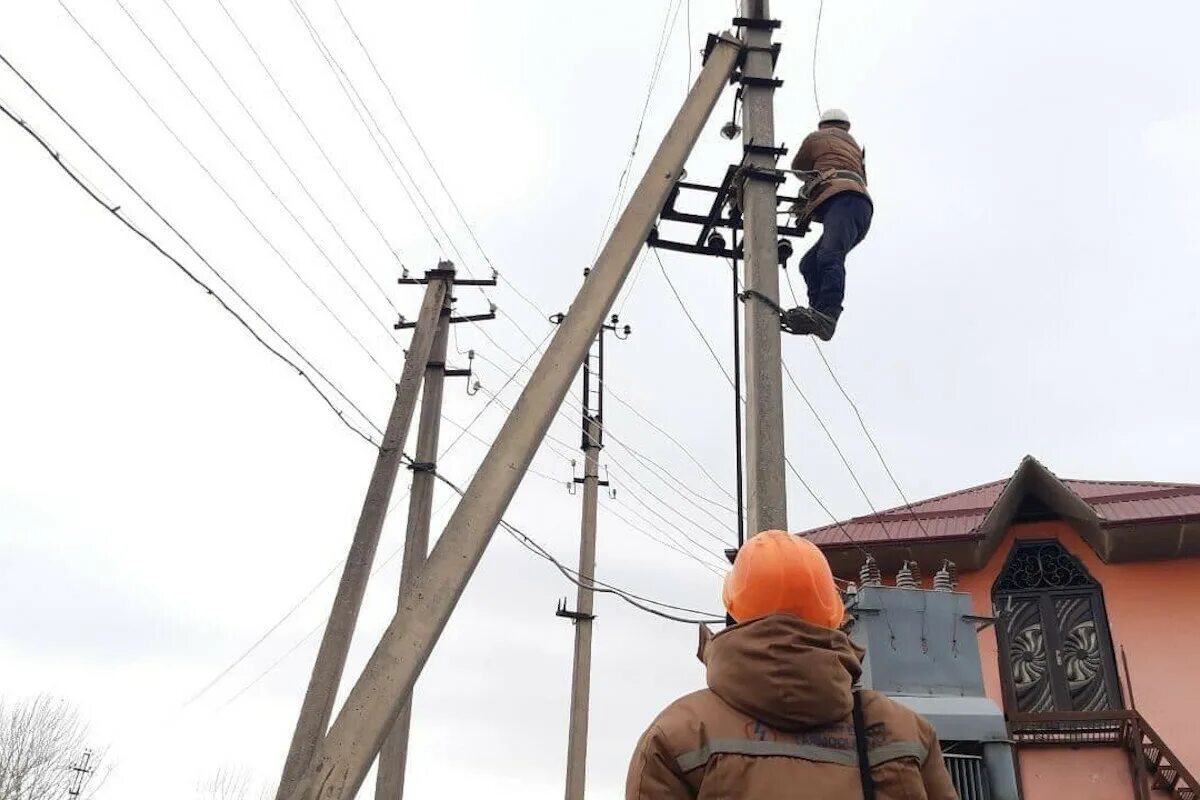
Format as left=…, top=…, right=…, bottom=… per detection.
left=803, top=468, right=1200, bottom=548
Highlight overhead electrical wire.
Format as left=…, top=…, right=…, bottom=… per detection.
left=158, top=0, right=403, bottom=316
left=654, top=248, right=736, bottom=387
left=473, top=347, right=738, bottom=512
left=654, top=250, right=876, bottom=553
left=212, top=0, right=408, bottom=272
left=56, top=1, right=396, bottom=381
left=0, top=94, right=379, bottom=446
left=593, top=0, right=686, bottom=261
left=286, top=0, right=556, bottom=383
left=475, top=383, right=735, bottom=548
left=810, top=341, right=934, bottom=538
left=781, top=360, right=894, bottom=540
left=328, top=0, right=547, bottom=321
left=110, top=0, right=403, bottom=345
left=812, top=0, right=825, bottom=115
left=285, top=0, right=451, bottom=260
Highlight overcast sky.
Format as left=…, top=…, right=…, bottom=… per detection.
left=2, top=0, right=1199, bottom=797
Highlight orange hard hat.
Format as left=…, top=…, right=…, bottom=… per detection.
left=722, top=530, right=844, bottom=628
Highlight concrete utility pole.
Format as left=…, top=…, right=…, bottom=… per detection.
left=557, top=310, right=631, bottom=800
left=283, top=33, right=743, bottom=800
left=374, top=268, right=455, bottom=800
left=738, top=0, right=788, bottom=536
left=275, top=276, right=449, bottom=800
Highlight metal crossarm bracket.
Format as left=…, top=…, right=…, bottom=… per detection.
left=395, top=310, right=496, bottom=329
left=426, top=361, right=473, bottom=379
left=732, top=16, right=781, bottom=30
left=572, top=477, right=611, bottom=487
left=555, top=599, right=596, bottom=623
left=744, top=142, right=788, bottom=158
left=406, top=461, right=436, bottom=473
left=736, top=74, right=784, bottom=89
left=398, top=267, right=498, bottom=287
left=739, top=165, right=786, bottom=185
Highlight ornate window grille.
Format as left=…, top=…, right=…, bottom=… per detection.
left=992, top=539, right=1121, bottom=716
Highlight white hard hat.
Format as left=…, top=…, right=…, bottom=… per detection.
left=819, top=108, right=851, bottom=127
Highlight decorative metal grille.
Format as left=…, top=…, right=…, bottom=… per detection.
left=1052, top=596, right=1113, bottom=712
left=994, top=540, right=1118, bottom=715
left=994, top=541, right=1094, bottom=592
left=1006, top=596, right=1054, bottom=713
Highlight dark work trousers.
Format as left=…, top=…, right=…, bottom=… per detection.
left=797, top=192, right=873, bottom=320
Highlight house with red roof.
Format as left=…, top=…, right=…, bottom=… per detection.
left=802, top=456, right=1200, bottom=800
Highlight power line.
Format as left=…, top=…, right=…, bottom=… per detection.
left=812, top=0, right=825, bottom=116
left=0, top=50, right=382, bottom=439
left=56, top=2, right=396, bottom=380
left=654, top=248, right=736, bottom=387
left=810, top=341, right=933, bottom=538
left=685, top=0, right=693, bottom=90
left=476, top=381, right=735, bottom=549
left=473, top=346, right=738, bottom=513
left=592, top=0, right=686, bottom=258
left=158, top=0, right=403, bottom=316
left=416, top=467, right=726, bottom=624
left=601, top=384, right=737, bottom=505
left=285, top=0, right=450, bottom=259
left=212, top=0, right=408, bottom=274
left=328, top=0, right=547, bottom=321
left=782, top=359, right=893, bottom=540
left=285, top=0, right=552, bottom=375
left=111, top=0, right=403, bottom=346
left=0, top=95, right=380, bottom=447
left=604, top=495, right=728, bottom=574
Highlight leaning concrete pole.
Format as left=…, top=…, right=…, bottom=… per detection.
left=275, top=277, right=449, bottom=800
left=374, top=271, right=453, bottom=800
left=285, top=32, right=744, bottom=800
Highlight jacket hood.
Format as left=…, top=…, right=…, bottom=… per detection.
left=704, top=614, right=864, bottom=731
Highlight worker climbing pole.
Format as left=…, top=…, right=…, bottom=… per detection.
left=781, top=108, right=873, bottom=341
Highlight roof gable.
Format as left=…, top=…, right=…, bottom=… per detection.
left=804, top=456, right=1200, bottom=571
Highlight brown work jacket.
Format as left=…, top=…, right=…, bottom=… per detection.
left=792, top=126, right=871, bottom=224
left=625, top=615, right=958, bottom=799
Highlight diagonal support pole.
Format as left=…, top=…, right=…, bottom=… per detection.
left=275, top=274, right=449, bottom=800
left=284, top=32, right=743, bottom=800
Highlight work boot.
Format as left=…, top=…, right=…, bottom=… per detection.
left=809, top=309, right=838, bottom=341
left=781, top=306, right=838, bottom=340
left=781, top=306, right=815, bottom=334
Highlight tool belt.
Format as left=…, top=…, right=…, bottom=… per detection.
left=797, top=169, right=867, bottom=201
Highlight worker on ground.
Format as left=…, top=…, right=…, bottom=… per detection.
left=782, top=108, right=873, bottom=342
left=625, top=530, right=956, bottom=799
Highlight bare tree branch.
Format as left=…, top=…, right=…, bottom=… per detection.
left=0, top=695, right=108, bottom=800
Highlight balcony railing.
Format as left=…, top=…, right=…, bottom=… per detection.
left=1007, top=710, right=1197, bottom=800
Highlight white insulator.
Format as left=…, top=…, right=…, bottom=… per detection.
left=933, top=560, right=957, bottom=591
left=859, top=556, right=882, bottom=586
left=896, top=560, right=919, bottom=589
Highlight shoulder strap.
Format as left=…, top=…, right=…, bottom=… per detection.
left=852, top=690, right=877, bottom=800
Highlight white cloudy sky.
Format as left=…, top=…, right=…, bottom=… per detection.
left=2, top=0, right=1198, bottom=797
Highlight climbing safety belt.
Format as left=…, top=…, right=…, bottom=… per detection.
left=852, top=690, right=878, bottom=800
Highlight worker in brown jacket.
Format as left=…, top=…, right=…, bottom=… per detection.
left=626, top=531, right=957, bottom=800
left=782, top=108, right=873, bottom=342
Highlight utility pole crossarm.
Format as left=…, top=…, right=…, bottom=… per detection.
left=285, top=32, right=744, bottom=800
